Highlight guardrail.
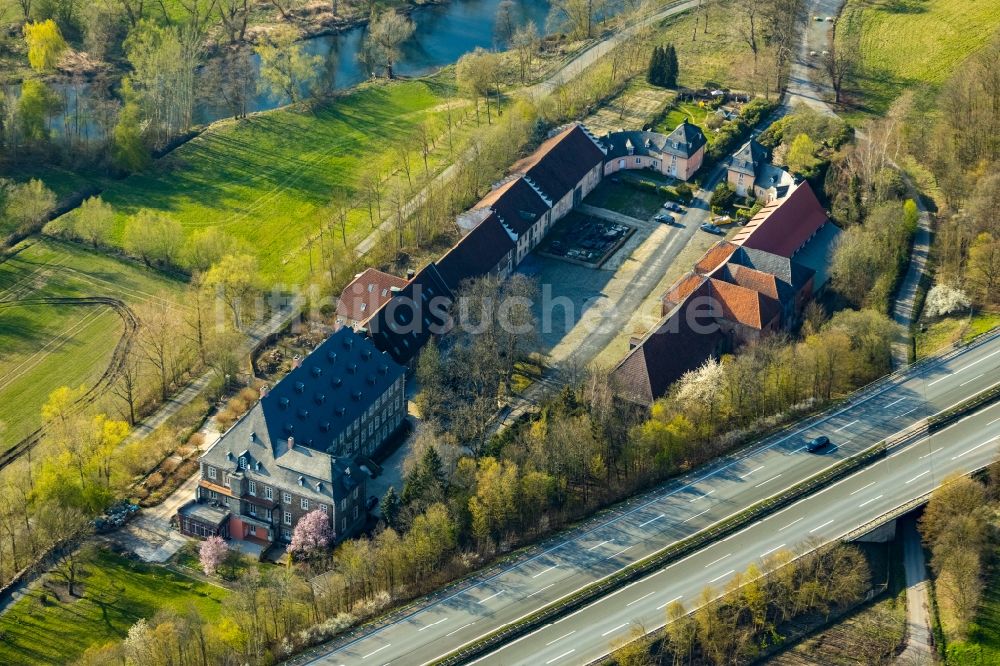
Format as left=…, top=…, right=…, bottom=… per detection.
left=433, top=381, right=1000, bottom=665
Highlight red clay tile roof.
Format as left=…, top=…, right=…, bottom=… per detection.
left=510, top=124, right=606, bottom=203
left=698, top=279, right=782, bottom=330
left=718, top=264, right=780, bottom=300
left=336, top=268, right=407, bottom=324
left=694, top=240, right=739, bottom=275
left=730, top=182, right=828, bottom=258
left=663, top=272, right=707, bottom=308
left=473, top=176, right=551, bottom=236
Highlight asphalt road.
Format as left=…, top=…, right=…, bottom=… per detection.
left=305, top=330, right=1000, bottom=666
left=483, top=395, right=1000, bottom=666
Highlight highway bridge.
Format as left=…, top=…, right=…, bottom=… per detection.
left=301, top=331, right=1000, bottom=666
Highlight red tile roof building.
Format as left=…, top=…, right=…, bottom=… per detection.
left=336, top=268, right=408, bottom=329
left=730, top=181, right=829, bottom=258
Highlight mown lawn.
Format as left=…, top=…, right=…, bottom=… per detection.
left=0, top=237, right=187, bottom=451
left=0, top=547, right=228, bottom=665
left=838, top=0, right=1000, bottom=118
left=84, top=79, right=470, bottom=285
left=657, top=0, right=753, bottom=90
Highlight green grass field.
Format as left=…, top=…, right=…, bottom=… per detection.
left=0, top=547, right=228, bottom=665
left=914, top=310, right=1000, bottom=359
left=81, top=79, right=470, bottom=285
left=838, top=0, right=1000, bottom=118
left=657, top=0, right=752, bottom=90
left=0, top=237, right=187, bottom=450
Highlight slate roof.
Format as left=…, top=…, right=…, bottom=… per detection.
left=510, top=123, right=606, bottom=203
left=728, top=139, right=768, bottom=176
left=731, top=181, right=829, bottom=258
left=367, top=264, right=453, bottom=365
left=727, top=245, right=814, bottom=294
left=336, top=268, right=407, bottom=324
left=473, top=176, right=551, bottom=236
left=435, top=211, right=515, bottom=293
left=200, top=328, right=400, bottom=502
left=660, top=120, right=708, bottom=158
left=612, top=304, right=724, bottom=405
left=260, top=327, right=405, bottom=455
left=790, top=220, right=842, bottom=290
left=200, top=403, right=360, bottom=503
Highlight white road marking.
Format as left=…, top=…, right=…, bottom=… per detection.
left=858, top=494, right=884, bottom=508
left=626, top=591, right=656, bottom=607
left=905, top=470, right=931, bottom=484
left=532, top=566, right=556, bottom=579
left=778, top=517, right=804, bottom=532
left=957, top=347, right=1000, bottom=371
left=952, top=437, right=999, bottom=460
left=928, top=375, right=949, bottom=387
left=606, top=546, right=633, bottom=560
left=709, top=569, right=736, bottom=584
left=960, top=373, right=985, bottom=387
left=639, top=513, right=665, bottom=527
left=761, top=544, right=786, bottom=558
left=657, top=595, right=683, bottom=610
left=479, top=590, right=504, bottom=604
left=689, top=489, right=716, bottom=502
left=834, top=419, right=858, bottom=433
left=809, top=519, right=835, bottom=533
left=850, top=481, right=877, bottom=496
left=885, top=397, right=906, bottom=408
left=545, top=630, right=576, bottom=646
left=989, top=417, right=1000, bottom=426
left=601, top=623, right=629, bottom=637
left=587, top=540, right=610, bottom=551
left=445, top=621, right=476, bottom=637
left=739, top=465, right=765, bottom=479
left=919, top=447, right=942, bottom=459
left=417, top=618, right=447, bottom=632
left=683, top=509, right=710, bottom=523
left=527, top=583, right=555, bottom=598
left=705, top=553, right=731, bottom=568
left=894, top=406, right=920, bottom=419
left=546, top=649, right=575, bottom=664
left=362, top=645, right=390, bottom=659
left=755, top=474, right=782, bottom=488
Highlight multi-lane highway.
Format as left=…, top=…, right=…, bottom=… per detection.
left=305, top=331, right=1000, bottom=666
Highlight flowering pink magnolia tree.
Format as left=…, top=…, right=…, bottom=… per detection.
left=199, top=535, right=228, bottom=575
left=289, top=509, right=333, bottom=557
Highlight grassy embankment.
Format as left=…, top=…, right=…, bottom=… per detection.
left=58, top=79, right=473, bottom=285
left=836, top=0, right=1000, bottom=122
left=914, top=311, right=1000, bottom=360
left=0, top=547, right=228, bottom=665
left=0, top=237, right=187, bottom=452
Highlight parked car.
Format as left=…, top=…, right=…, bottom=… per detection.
left=700, top=223, right=723, bottom=234
left=710, top=215, right=732, bottom=225
left=806, top=435, right=830, bottom=452
left=654, top=213, right=674, bottom=224
left=663, top=201, right=685, bottom=213
left=93, top=501, right=140, bottom=533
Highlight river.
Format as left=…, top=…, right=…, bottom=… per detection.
left=20, top=0, right=556, bottom=139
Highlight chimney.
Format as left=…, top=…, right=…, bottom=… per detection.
left=406, top=268, right=415, bottom=280
left=292, top=355, right=302, bottom=369
left=287, top=437, right=294, bottom=452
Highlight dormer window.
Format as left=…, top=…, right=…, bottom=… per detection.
left=238, top=456, right=247, bottom=470
left=327, top=351, right=337, bottom=364
left=298, top=475, right=305, bottom=486
left=331, top=377, right=342, bottom=388
left=279, top=397, right=290, bottom=409
left=315, top=393, right=326, bottom=405
left=297, top=408, right=309, bottom=420
left=295, top=381, right=305, bottom=393
left=311, top=366, right=322, bottom=377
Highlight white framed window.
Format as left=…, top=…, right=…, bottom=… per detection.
left=238, top=457, right=247, bottom=470
left=248, top=525, right=256, bottom=535
left=301, top=498, right=309, bottom=510
left=282, top=492, right=292, bottom=504
left=340, top=498, right=347, bottom=512
left=320, top=503, right=328, bottom=514
left=353, top=506, right=359, bottom=519
left=248, top=480, right=256, bottom=495
left=207, top=466, right=216, bottom=480
left=341, top=517, right=347, bottom=531
left=283, top=511, right=292, bottom=525
left=352, top=486, right=359, bottom=499
left=265, top=486, right=273, bottom=500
